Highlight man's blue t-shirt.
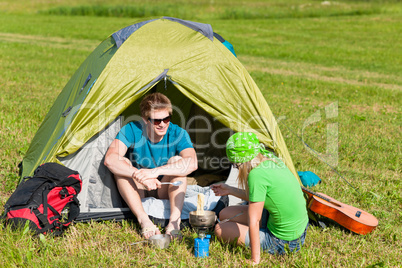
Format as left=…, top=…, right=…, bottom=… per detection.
left=115, top=121, right=193, bottom=169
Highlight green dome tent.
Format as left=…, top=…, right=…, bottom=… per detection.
left=20, top=17, right=301, bottom=221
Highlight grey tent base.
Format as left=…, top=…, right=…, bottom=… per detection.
left=75, top=208, right=135, bottom=222
left=75, top=196, right=229, bottom=230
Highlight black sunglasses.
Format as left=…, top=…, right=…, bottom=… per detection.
left=148, top=115, right=171, bottom=125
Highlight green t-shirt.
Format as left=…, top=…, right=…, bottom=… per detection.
left=248, top=157, right=308, bottom=241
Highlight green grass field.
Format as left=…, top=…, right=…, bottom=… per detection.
left=0, top=0, right=401, bottom=267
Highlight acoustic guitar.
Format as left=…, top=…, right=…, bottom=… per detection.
left=301, top=187, right=378, bottom=235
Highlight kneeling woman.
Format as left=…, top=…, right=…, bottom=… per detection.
left=212, top=132, right=308, bottom=265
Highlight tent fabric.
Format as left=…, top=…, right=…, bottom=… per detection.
left=20, top=17, right=301, bottom=221
left=112, top=17, right=214, bottom=49
left=112, top=19, right=156, bottom=48
left=59, top=117, right=123, bottom=212
left=162, top=17, right=214, bottom=41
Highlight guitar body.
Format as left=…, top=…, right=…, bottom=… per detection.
left=302, top=188, right=378, bottom=235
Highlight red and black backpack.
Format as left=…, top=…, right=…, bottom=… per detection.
left=3, top=162, right=82, bottom=236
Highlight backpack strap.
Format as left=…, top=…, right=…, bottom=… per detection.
left=32, top=186, right=54, bottom=234
left=32, top=208, right=52, bottom=233
left=48, top=205, right=61, bottom=221
left=48, top=196, right=80, bottom=225
left=66, top=196, right=80, bottom=223
left=41, top=187, right=51, bottom=218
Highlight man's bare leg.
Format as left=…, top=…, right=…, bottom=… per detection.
left=159, top=175, right=187, bottom=233
left=158, top=156, right=187, bottom=234
left=114, top=159, right=161, bottom=239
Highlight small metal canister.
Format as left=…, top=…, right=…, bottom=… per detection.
left=194, top=234, right=211, bottom=257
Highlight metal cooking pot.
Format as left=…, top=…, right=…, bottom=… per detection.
left=130, top=234, right=171, bottom=249
left=189, top=210, right=217, bottom=228
left=148, top=234, right=171, bottom=249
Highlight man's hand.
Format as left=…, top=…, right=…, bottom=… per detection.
left=210, top=183, right=231, bottom=196
left=141, top=178, right=161, bottom=191
left=132, top=169, right=161, bottom=190
left=133, top=168, right=160, bottom=183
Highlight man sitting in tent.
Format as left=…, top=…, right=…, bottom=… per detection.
left=104, top=92, right=198, bottom=239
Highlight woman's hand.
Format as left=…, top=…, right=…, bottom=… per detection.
left=211, top=183, right=249, bottom=200
left=210, top=183, right=231, bottom=196
left=246, top=259, right=260, bottom=265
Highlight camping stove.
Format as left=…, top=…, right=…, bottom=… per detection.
left=193, top=226, right=209, bottom=239
left=189, top=211, right=216, bottom=258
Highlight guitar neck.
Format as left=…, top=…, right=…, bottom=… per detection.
left=301, top=186, right=331, bottom=203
